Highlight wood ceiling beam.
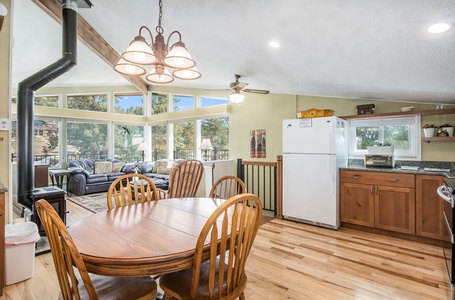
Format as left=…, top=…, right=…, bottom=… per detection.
left=31, top=0, right=149, bottom=95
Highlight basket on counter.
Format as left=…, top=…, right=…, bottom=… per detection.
left=297, top=108, right=334, bottom=119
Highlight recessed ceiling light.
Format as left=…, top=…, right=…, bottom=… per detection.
left=268, top=41, right=280, bottom=48
left=427, top=22, right=452, bottom=33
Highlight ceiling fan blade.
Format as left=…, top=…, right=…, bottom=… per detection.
left=230, top=82, right=248, bottom=89
left=244, top=88, right=270, bottom=94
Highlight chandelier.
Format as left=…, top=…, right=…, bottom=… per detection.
left=114, top=0, right=201, bottom=84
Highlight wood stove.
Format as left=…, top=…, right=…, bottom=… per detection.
left=25, top=187, right=66, bottom=235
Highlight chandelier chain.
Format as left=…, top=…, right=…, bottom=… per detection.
left=156, top=0, right=164, bottom=35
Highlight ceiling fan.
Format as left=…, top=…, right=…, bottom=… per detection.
left=229, top=74, right=270, bottom=95
left=228, top=74, right=269, bottom=103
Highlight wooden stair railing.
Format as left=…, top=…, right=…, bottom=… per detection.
left=237, top=155, right=282, bottom=218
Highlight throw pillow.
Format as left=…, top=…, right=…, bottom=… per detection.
left=152, top=159, right=168, bottom=173
left=94, top=161, right=112, bottom=174
left=112, top=162, right=125, bottom=173
left=155, top=160, right=174, bottom=175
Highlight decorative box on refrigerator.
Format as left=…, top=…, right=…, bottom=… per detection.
left=282, top=116, right=347, bottom=229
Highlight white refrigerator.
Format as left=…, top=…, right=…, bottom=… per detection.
left=282, top=116, right=348, bottom=229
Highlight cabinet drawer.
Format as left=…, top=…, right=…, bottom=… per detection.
left=340, top=170, right=415, bottom=188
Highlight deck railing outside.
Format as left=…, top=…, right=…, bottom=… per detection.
left=12, top=149, right=230, bottom=168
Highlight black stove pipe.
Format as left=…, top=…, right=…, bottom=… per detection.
left=17, top=0, right=91, bottom=209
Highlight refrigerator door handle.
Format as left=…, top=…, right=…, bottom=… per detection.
left=331, top=156, right=335, bottom=194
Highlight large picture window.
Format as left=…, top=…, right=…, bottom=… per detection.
left=151, top=92, right=168, bottom=114
left=174, top=121, right=195, bottom=159
left=114, top=124, right=144, bottom=162
left=348, top=116, right=421, bottom=160
left=12, top=95, right=59, bottom=107
left=152, top=124, right=167, bottom=160
left=67, top=94, right=108, bottom=112
left=11, top=118, right=61, bottom=167
left=67, top=121, right=108, bottom=160
left=114, top=93, right=144, bottom=115
left=173, top=95, right=194, bottom=111
left=201, top=117, right=229, bottom=160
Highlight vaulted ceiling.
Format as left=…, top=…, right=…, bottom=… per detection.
left=11, top=0, right=455, bottom=104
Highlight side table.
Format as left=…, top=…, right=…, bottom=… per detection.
left=48, top=169, right=71, bottom=193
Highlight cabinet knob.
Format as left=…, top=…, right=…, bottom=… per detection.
left=352, top=175, right=360, bottom=179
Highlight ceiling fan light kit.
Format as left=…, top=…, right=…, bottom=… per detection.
left=228, top=74, right=270, bottom=103
left=114, top=0, right=200, bottom=83
left=229, top=91, right=245, bottom=103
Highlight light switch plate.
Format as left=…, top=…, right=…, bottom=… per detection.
left=0, top=118, right=10, bottom=130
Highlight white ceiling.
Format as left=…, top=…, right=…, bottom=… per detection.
left=11, top=0, right=455, bottom=104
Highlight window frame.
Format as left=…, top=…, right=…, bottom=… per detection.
left=348, top=116, right=421, bottom=161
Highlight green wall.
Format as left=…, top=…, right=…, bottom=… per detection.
left=228, top=93, right=455, bottom=162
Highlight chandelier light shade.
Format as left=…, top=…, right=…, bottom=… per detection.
left=229, top=91, right=245, bottom=104
left=146, top=64, right=174, bottom=84
left=122, top=36, right=157, bottom=65
left=164, top=42, right=195, bottom=69
left=172, top=66, right=202, bottom=80
left=114, top=0, right=201, bottom=84
left=114, top=58, right=146, bottom=76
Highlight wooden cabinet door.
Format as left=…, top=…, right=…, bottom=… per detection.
left=0, top=192, right=4, bottom=296
left=340, top=182, right=375, bottom=227
left=416, top=175, right=448, bottom=241
left=374, top=185, right=415, bottom=234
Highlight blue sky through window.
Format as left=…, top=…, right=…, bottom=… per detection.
left=116, top=95, right=228, bottom=110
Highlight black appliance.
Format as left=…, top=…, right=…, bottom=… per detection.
left=439, top=177, right=455, bottom=286
left=25, top=187, right=66, bottom=235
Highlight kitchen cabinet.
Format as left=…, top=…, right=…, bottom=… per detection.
left=340, top=170, right=415, bottom=235
left=416, top=175, right=449, bottom=241
left=340, top=182, right=374, bottom=227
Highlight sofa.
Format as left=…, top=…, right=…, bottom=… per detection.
left=67, top=159, right=178, bottom=196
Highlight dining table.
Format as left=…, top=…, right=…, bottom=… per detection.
left=68, top=197, right=226, bottom=277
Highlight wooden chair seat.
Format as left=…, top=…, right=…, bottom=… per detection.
left=67, top=275, right=156, bottom=300
left=159, top=261, right=247, bottom=300
left=159, top=193, right=262, bottom=300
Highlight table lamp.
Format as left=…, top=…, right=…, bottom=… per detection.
left=200, top=139, right=213, bottom=161
left=137, top=142, right=147, bottom=161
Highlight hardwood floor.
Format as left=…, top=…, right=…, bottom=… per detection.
left=2, top=201, right=453, bottom=299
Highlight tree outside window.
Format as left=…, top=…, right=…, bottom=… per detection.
left=114, top=93, right=144, bottom=115
left=67, top=121, right=107, bottom=160
left=114, top=124, right=144, bottom=162
left=67, top=94, right=107, bottom=112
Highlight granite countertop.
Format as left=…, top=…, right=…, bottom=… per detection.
left=341, top=165, right=454, bottom=177
left=0, top=181, right=7, bottom=193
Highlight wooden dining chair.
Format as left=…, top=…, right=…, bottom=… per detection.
left=35, top=199, right=157, bottom=300
left=159, top=159, right=204, bottom=199
left=107, top=173, right=160, bottom=209
left=209, top=175, right=247, bottom=199
left=159, top=193, right=263, bottom=300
